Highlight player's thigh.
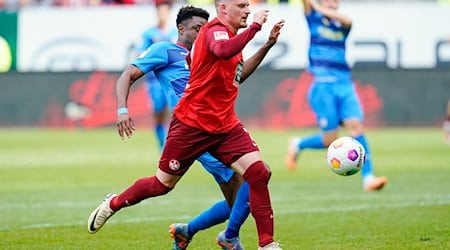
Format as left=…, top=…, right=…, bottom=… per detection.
left=159, top=117, right=216, bottom=176
left=197, top=152, right=235, bottom=184
left=308, top=82, right=340, bottom=131
left=339, top=84, right=364, bottom=122
left=213, top=123, right=260, bottom=174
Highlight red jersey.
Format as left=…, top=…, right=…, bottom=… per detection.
left=174, top=18, right=260, bottom=133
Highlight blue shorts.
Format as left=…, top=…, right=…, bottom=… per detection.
left=197, top=152, right=235, bottom=184
left=308, top=78, right=364, bottom=132
left=146, top=72, right=168, bottom=113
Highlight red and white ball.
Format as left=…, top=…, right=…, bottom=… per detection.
left=326, top=137, right=366, bottom=176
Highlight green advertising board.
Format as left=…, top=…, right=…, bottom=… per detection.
left=0, top=11, right=17, bottom=72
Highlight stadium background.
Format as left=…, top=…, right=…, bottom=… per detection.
left=0, top=0, right=449, bottom=129
left=1, top=1, right=450, bottom=249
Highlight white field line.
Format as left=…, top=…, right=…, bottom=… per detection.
left=1, top=193, right=448, bottom=210
left=0, top=197, right=448, bottom=231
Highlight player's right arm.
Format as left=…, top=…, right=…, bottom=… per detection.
left=303, top=0, right=312, bottom=15
left=116, top=65, right=145, bottom=140
left=307, top=0, right=352, bottom=28
left=116, top=42, right=169, bottom=139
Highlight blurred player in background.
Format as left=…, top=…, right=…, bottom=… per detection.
left=87, top=2, right=284, bottom=249
left=132, top=0, right=177, bottom=150
left=285, top=0, right=387, bottom=192
left=444, top=98, right=450, bottom=144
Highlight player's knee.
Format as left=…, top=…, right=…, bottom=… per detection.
left=344, top=119, right=364, bottom=137
left=243, top=161, right=271, bottom=187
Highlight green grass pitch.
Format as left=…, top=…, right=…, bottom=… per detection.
left=0, top=127, right=449, bottom=249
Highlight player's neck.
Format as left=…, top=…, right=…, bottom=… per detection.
left=217, top=16, right=238, bottom=34
left=176, top=42, right=188, bottom=50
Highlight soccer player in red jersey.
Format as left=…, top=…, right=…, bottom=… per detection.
left=88, top=0, right=284, bottom=249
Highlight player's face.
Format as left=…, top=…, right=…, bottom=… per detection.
left=181, top=16, right=208, bottom=50
left=225, top=0, right=251, bottom=31
left=321, top=0, right=339, bottom=10
left=156, top=3, right=171, bottom=26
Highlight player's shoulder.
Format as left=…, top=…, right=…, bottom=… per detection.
left=150, top=41, right=173, bottom=50
left=144, top=26, right=159, bottom=34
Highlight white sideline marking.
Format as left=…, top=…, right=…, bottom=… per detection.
left=0, top=198, right=448, bottom=231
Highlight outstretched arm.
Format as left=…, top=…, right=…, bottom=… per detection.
left=208, top=10, right=269, bottom=60
left=303, top=0, right=312, bottom=14
left=240, top=20, right=285, bottom=84
left=116, top=65, right=145, bottom=139
left=308, top=0, right=352, bottom=28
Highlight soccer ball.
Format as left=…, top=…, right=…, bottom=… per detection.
left=326, top=137, right=366, bottom=176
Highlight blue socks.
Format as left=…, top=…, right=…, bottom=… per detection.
left=299, top=133, right=325, bottom=150
left=225, top=181, right=250, bottom=239
left=186, top=181, right=250, bottom=239
left=354, top=134, right=373, bottom=179
left=155, top=123, right=166, bottom=150
left=187, top=200, right=230, bottom=236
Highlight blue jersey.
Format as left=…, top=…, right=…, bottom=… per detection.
left=133, top=42, right=189, bottom=111
left=306, top=9, right=351, bottom=82
left=133, top=27, right=179, bottom=111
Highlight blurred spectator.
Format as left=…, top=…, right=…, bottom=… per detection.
left=0, top=0, right=36, bottom=10
left=185, top=0, right=213, bottom=6
left=53, top=0, right=102, bottom=6
left=266, top=0, right=301, bottom=4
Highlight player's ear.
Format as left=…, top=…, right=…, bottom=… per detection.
left=177, top=24, right=184, bottom=35
left=219, top=3, right=227, bottom=15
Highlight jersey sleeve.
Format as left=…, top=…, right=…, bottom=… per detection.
left=132, top=42, right=169, bottom=74
left=205, top=23, right=261, bottom=59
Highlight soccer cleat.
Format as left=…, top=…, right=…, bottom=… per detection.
left=169, top=223, right=192, bottom=250
left=258, top=241, right=283, bottom=250
left=216, top=230, right=244, bottom=250
left=364, top=176, right=388, bottom=191
left=285, top=137, right=301, bottom=171
left=87, top=193, right=117, bottom=233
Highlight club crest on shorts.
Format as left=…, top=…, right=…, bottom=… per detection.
left=169, top=159, right=180, bottom=171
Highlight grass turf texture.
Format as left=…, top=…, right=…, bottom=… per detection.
left=0, top=127, right=449, bottom=250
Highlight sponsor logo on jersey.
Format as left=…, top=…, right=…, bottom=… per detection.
left=214, top=31, right=229, bottom=41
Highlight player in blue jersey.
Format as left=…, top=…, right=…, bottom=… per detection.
left=88, top=6, right=253, bottom=249
left=285, top=0, right=387, bottom=191
left=132, top=0, right=178, bottom=150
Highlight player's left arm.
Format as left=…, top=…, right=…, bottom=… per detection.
left=208, top=10, right=269, bottom=60
left=309, top=0, right=352, bottom=28
left=240, top=20, right=285, bottom=84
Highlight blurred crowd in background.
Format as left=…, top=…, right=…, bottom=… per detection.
left=0, top=0, right=447, bottom=11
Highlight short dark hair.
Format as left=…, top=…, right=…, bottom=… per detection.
left=176, top=5, right=210, bottom=26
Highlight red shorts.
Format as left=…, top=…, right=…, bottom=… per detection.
left=159, top=116, right=259, bottom=176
